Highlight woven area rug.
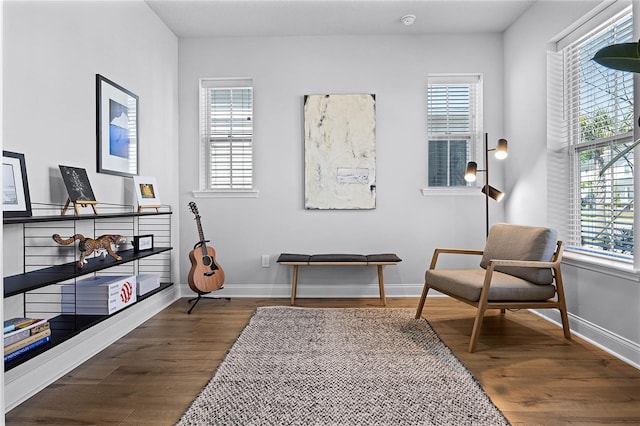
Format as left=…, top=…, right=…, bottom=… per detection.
left=176, top=307, right=510, bottom=426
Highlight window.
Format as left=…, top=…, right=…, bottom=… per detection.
left=199, top=78, right=255, bottom=194
left=555, top=6, right=634, bottom=259
left=427, top=74, right=482, bottom=188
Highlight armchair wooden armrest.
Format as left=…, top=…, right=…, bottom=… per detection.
left=430, top=248, right=484, bottom=269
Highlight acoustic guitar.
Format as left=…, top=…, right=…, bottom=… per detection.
left=187, top=202, right=225, bottom=294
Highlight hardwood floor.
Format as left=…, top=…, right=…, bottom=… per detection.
left=5, top=297, right=640, bottom=425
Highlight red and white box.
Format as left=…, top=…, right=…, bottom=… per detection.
left=75, top=275, right=137, bottom=315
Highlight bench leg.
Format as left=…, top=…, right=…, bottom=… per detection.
left=290, top=265, right=299, bottom=305
left=377, top=265, right=387, bottom=306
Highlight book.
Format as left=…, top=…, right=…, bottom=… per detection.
left=4, top=329, right=51, bottom=355
left=3, top=317, right=37, bottom=333
left=4, top=335, right=51, bottom=362
left=3, top=319, right=49, bottom=346
left=3, top=328, right=29, bottom=347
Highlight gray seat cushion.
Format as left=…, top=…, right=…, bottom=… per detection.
left=426, top=269, right=557, bottom=302
left=309, top=254, right=368, bottom=262
left=277, top=253, right=311, bottom=263
left=480, top=223, right=557, bottom=285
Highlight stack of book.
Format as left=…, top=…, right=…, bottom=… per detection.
left=4, top=318, right=51, bottom=362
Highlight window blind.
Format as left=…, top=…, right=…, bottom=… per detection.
left=562, top=6, right=634, bottom=257
left=200, top=80, right=254, bottom=190
left=427, top=74, right=482, bottom=187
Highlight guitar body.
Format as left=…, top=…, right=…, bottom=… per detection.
left=188, top=245, right=225, bottom=293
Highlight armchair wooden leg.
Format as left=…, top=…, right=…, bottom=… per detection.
left=554, top=267, right=572, bottom=339
left=415, top=283, right=430, bottom=319
left=468, top=304, right=487, bottom=353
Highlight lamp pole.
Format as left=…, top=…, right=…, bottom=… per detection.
left=484, top=133, right=490, bottom=237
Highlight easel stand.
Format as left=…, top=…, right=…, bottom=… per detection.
left=187, top=290, right=230, bottom=314
left=138, top=204, right=161, bottom=213
left=61, top=198, right=98, bottom=215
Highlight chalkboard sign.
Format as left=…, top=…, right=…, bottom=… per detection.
left=59, top=165, right=96, bottom=203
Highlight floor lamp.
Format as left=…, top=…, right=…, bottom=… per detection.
left=464, top=133, right=508, bottom=236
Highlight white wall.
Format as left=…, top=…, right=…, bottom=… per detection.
left=178, top=34, right=506, bottom=297
left=504, top=0, right=640, bottom=367
left=2, top=0, right=180, bottom=410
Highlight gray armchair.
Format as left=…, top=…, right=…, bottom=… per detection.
left=415, top=223, right=571, bottom=352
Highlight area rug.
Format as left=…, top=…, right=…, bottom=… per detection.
left=176, top=307, right=510, bottom=426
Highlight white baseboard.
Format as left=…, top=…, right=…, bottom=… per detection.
left=4, top=285, right=180, bottom=412
left=531, top=309, right=640, bottom=370
left=179, top=282, right=425, bottom=299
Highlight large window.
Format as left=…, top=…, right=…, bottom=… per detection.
left=427, top=74, right=482, bottom=188
left=199, top=79, right=254, bottom=191
left=559, top=7, right=634, bottom=258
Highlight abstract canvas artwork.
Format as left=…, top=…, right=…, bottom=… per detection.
left=304, top=94, right=376, bottom=209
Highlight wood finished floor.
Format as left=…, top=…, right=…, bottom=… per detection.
left=5, top=297, right=640, bottom=425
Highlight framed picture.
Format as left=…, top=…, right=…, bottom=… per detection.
left=133, top=176, right=161, bottom=208
left=96, top=74, right=139, bottom=177
left=133, top=234, right=154, bottom=252
left=59, top=165, right=96, bottom=203
left=3, top=151, right=32, bottom=218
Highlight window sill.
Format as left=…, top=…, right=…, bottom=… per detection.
left=562, top=249, right=640, bottom=282
left=192, top=189, right=259, bottom=198
left=421, top=187, right=482, bottom=196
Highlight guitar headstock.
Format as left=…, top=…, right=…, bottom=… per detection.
left=188, top=201, right=200, bottom=218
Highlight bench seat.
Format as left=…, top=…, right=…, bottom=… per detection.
left=277, top=253, right=402, bottom=305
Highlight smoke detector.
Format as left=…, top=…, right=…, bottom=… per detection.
left=401, top=14, right=416, bottom=26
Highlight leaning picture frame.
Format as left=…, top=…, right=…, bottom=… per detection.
left=96, top=74, right=139, bottom=177
left=133, top=175, right=161, bottom=211
left=2, top=151, right=32, bottom=218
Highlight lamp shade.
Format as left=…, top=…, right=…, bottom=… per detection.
left=593, top=41, right=640, bottom=73
left=482, top=184, right=504, bottom=202
left=495, top=138, right=508, bottom=159
left=464, top=161, right=478, bottom=182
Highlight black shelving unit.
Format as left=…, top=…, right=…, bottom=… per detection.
left=3, top=208, right=173, bottom=371
left=4, top=247, right=172, bottom=297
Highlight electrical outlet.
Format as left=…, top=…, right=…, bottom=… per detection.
left=261, top=255, right=270, bottom=268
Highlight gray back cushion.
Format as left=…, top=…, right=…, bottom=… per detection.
left=480, top=223, right=557, bottom=285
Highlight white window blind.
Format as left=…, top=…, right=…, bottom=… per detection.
left=561, top=7, right=634, bottom=257
left=427, top=74, right=482, bottom=187
left=200, top=79, right=254, bottom=190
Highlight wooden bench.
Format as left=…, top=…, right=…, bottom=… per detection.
left=277, top=253, right=402, bottom=306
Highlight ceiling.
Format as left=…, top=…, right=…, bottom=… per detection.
left=145, top=0, right=536, bottom=38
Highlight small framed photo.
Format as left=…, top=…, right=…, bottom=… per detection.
left=3, top=151, right=32, bottom=218
left=133, top=176, right=161, bottom=208
left=96, top=74, right=139, bottom=177
left=133, top=234, right=154, bottom=252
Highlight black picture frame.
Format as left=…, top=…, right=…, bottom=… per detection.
left=59, top=165, right=96, bottom=203
left=3, top=151, right=32, bottom=218
left=96, top=74, right=139, bottom=177
left=133, top=234, right=154, bottom=252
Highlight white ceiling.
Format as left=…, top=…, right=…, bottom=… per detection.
left=146, top=0, right=536, bottom=38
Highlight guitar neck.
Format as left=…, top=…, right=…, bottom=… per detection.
left=195, top=216, right=208, bottom=254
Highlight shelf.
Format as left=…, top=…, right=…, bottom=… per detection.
left=4, top=282, right=174, bottom=371
left=4, top=247, right=172, bottom=298
left=3, top=210, right=172, bottom=225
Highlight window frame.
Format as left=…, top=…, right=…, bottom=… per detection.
left=194, top=78, right=259, bottom=198
left=549, top=2, right=636, bottom=268
left=423, top=73, right=483, bottom=195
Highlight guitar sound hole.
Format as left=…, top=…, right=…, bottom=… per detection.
left=201, top=256, right=219, bottom=271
